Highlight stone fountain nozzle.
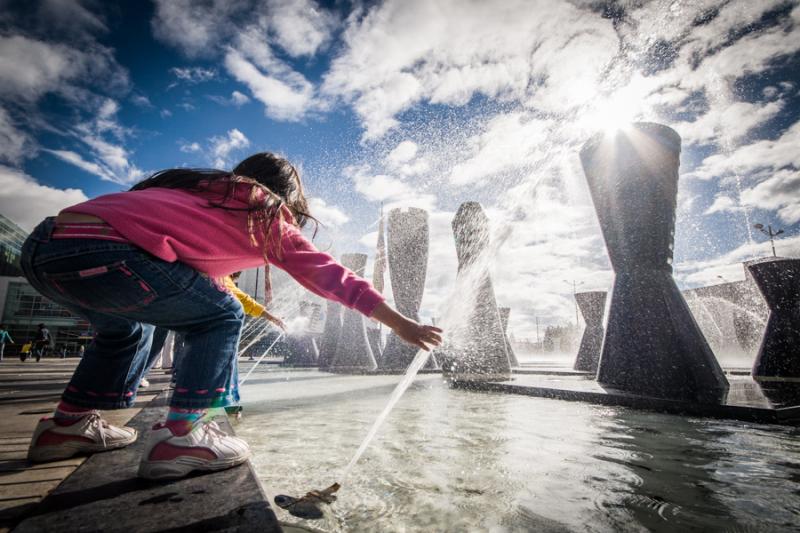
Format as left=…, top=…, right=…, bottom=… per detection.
left=274, top=483, right=340, bottom=519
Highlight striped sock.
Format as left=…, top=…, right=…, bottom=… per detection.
left=165, top=407, right=207, bottom=436
left=53, top=400, right=93, bottom=426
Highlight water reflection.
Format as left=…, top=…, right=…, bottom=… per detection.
left=237, top=371, right=800, bottom=532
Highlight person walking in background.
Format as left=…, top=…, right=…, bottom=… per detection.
left=0, top=324, right=13, bottom=361
left=78, top=345, right=85, bottom=358
left=20, top=152, right=442, bottom=480
left=32, top=324, right=51, bottom=362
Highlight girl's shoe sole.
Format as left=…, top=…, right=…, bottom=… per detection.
left=27, top=432, right=138, bottom=462
left=137, top=451, right=251, bottom=480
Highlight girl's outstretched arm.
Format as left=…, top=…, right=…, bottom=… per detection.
left=266, top=215, right=442, bottom=350
left=370, top=302, right=443, bottom=351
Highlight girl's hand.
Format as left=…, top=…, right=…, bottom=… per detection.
left=370, top=302, right=443, bottom=351
left=261, top=310, right=286, bottom=331
left=393, top=319, right=443, bottom=352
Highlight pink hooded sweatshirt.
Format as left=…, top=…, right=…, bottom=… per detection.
left=61, top=183, right=384, bottom=317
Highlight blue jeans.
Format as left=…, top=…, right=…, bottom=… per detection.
left=20, top=218, right=244, bottom=410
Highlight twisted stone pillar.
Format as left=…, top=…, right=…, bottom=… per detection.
left=443, top=202, right=511, bottom=382
left=380, top=208, right=430, bottom=369
left=330, top=253, right=377, bottom=372
left=498, top=307, right=519, bottom=368
left=580, top=122, right=728, bottom=403
left=318, top=300, right=341, bottom=370
left=748, top=257, right=800, bottom=379
left=573, top=291, right=606, bottom=373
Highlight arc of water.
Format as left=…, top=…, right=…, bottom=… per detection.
left=340, top=348, right=430, bottom=481
left=237, top=304, right=302, bottom=384
left=239, top=333, right=285, bottom=385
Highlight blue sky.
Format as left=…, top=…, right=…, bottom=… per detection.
left=1, top=0, right=799, bottom=336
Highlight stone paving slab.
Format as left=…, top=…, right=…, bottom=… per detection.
left=0, top=360, right=170, bottom=531
left=12, top=393, right=282, bottom=533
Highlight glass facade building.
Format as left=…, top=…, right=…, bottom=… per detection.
left=0, top=213, right=26, bottom=277
left=0, top=279, right=94, bottom=357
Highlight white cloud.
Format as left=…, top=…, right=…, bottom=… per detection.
left=386, top=140, right=418, bottom=165
left=224, top=47, right=315, bottom=121
left=740, top=169, right=800, bottom=225
left=169, top=66, right=217, bottom=84
left=151, top=0, right=247, bottom=57
left=0, top=165, right=87, bottom=231
left=676, top=99, right=784, bottom=147
left=690, top=120, right=800, bottom=180
left=308, top=197, right=349, bottom=227
left=676, top=234, right=800, bottom=287
left=0, top=34, right=127, bottom=102
left=44, top=148, right=115, bottom=182
left=448, top=112, right=553, bottom=186
left=231, top=90, right=250, bottom=106
left=704, top=195, right=740, bottom=216
left=207, top=90, right=251, bottom=107
left=180, top=142, right=201, bottom=153
left=323, top=0, right=617, bottom=140
left=0, top=107, right=30, bottom=164
left=209, top=128, right=250, bottom=168
left=263, top=0, right=337, bottom=57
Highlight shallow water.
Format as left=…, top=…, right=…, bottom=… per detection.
left=238, top=369, right=800, bottom=532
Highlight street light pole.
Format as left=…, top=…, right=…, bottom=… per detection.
left=563, top=279, right=583, bottom=327
left=753, top=223, right=784, bottom=257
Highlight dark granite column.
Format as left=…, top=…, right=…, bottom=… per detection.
left=748, top=257, right=800, bottom=380
left=573, top=291, right=606, bottom=373
left=498, top=307, right=520, bottom=368
left=380, top=207, right=430, bottom=369
left=443, top=202, right=512, bottom=382
left=580, top=122, right=728, bottom=403
left=318, top=300, right=341, bottom=370
left=330, top=253, right=377, bottom=372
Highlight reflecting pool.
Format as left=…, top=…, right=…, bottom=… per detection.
left=237, top=367, right=800, bottom=532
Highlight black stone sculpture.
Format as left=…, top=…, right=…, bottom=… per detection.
left=572, top=291, right=606, bottom=373
left=748, top=257, right=800, bottom=380
left=329, top=253, right=377, bottom=372
left=498, top=307, right=520, bottom=368
left=380, top=208, right=430, bottom=369
left=284, top=335, right=319, bottom=367
left=443, top=202, right=511, bottom=381
left=580, top=122, right=728, bottom=402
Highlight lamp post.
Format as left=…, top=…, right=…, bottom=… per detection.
left=563, top=279, right=584, bottom=327
left=753, top=223, right=784, bottom=257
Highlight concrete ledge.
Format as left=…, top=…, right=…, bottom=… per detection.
left=453, top=375, right=800, bottom=426
left=12, top=393, right=282, bottom=533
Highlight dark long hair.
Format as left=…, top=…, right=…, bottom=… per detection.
left=130, top=152, right=316, bottom=259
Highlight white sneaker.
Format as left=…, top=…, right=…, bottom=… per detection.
left=138, top=420, right=251, bottom=480
left=139, top=378, right=150, bottom=388
left=27, top=412, right=138, bottom=462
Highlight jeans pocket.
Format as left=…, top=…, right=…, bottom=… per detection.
left=43, top=260, right=158, bottom=313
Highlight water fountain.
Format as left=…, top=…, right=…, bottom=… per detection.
left=328, top=253, right=377, bottom=373
left=444, top=202, right=512, bottom=382
left=380, top=207, right=430, bottom=370
left=498, top=307, right=519, bottom=368
left=747, top=257, right=800, bottom=380
left=580, top=123, right=729, bottom=403
left=573, top=291, right=606, bottom=374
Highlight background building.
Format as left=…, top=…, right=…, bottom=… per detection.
left=0, top=213, right=26, bottom=277
left=0, top=214, right=93, bottom=358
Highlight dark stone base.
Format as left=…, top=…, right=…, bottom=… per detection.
left=13, top=392, right=282, bottom=533
left=452, top=374, right=800, bottom=425
left=325, top=368, right=443, bottom=376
